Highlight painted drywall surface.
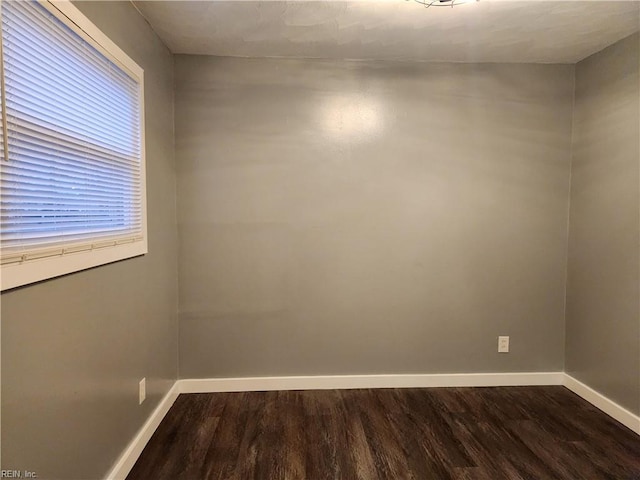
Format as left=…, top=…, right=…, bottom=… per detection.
left=175, top=56, right=574, bottom=378
left=566, top=33, right=640, bottom=415
left=1, top=2, right=177, bottom=479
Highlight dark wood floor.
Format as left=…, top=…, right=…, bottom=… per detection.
left=127, top=386, right=640, bottom=480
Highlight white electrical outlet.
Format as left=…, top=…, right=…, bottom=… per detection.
left=139, top=378, right=146, bottom=404
left=498, top=336, right=510, bottom=353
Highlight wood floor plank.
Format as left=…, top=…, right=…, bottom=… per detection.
left=443, top=411, right=512, bottom=480
left=338, top=390, right=381, bottom=480
left=254, top=391, right=290, bottom=480
left=126, top=386, right=640, bottom=480
left=402, top=388, right=476, bottom=470
left=302, top=390, right=358, bottom=480
left=356, top=389, right=414, bottom=479
left=382, top=389, right=457, bottom=480
left=279, top=391, right=306, bottom=479
left=201, top=392, right=249, bottom=480
left=231, top=392, right=266, bottom=479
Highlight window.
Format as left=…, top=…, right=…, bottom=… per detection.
left=0, top=0, right=146, bottom=290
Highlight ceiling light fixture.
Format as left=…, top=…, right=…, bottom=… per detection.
left=412, top=0, right=478, bottom=8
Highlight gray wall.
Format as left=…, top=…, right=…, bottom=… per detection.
left=1, top=2, right=177, bottom=479
left=566, top=33, right=640, bottom=415
left=175, top=56, right=574, bottom=378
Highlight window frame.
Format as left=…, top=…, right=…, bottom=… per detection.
left=0, top=0, right=147, bottom=291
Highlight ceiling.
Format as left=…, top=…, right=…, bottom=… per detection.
left=133, top=1, right=640, bottom=63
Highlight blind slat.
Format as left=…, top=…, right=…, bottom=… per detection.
left=9, top=121, right=141, bottom=169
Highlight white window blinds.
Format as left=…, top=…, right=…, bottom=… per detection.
left=1, top=0, right=144, bottom=264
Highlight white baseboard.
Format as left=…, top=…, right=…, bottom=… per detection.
left=176, top=371, right=565, bottom=394
left=562, top=374, right=640, bottom=435
left=105, top=382, right=180, bottom=480
left=104, top=371, right=639, bottom=480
